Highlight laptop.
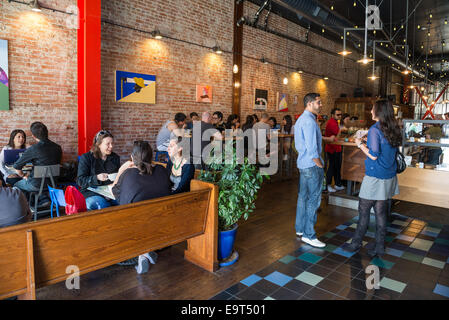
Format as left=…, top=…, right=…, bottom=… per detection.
left=4, top=149, right=26, bottom=165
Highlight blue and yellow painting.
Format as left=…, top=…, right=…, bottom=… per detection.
left=0, top=39, right=9, bottom=111
left=115, top=70, right=156, bottom=104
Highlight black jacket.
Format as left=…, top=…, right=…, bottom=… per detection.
left=76, top=151, right=120, bottom=198
left=111, top=166, right=171, bottom=205
left=13, top=139, right=62, bottom=188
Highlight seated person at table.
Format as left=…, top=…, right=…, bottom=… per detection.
left=167, top=137, right=195, bottom=194
left=156, top=113, right=187, bottom=152
left=13, top=122, right=62, bottom=205
left=110, top=141, right=170, bottom=274
left=268, top=117, right=278, bottom=129
left=77, top=130, right=120, bottom=210
left=191, top=112, right=223, bottom=169
left=0, top=187, right=32, bottom=228
left=111, top=141, right=170, bottom=205
left=212, top=111, right=226, bottom=134
left=225, top=114, right=240, bottom=132
left=186, top=112, right=199, bottom=130
left=0, top=129, right=28, bottom=186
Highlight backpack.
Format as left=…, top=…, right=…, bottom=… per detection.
left=64, top=186, right=87, bottom=215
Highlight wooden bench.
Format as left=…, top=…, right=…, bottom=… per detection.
left=0, top=179, right=218, bottom=300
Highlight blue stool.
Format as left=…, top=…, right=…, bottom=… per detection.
left=48, top=186, right=66, bottom=218
left=155, top=151, right=169, bottom=163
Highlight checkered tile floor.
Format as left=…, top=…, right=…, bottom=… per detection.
left=210, top=213, right=449, bottom=300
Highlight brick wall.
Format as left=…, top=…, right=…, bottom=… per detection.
left=0, top=0, right=383, bottom=162
left=240, top=2, right=379, bottom=125
left=101, top=0, right=234, bottom=159
left=0, top=0, right=78, bottom=161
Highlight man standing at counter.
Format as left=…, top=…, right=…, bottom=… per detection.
left=325, top=108, right=345, bottom=193
left=294, top=93, right=334, bottom=248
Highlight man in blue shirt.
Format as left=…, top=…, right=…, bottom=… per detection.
left=294, top=93, right=335, bottom=248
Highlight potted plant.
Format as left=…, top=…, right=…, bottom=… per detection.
left=198, top=151, right=267, bottom=266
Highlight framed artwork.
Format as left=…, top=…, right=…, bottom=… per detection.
left=196, top=85, right=212, bottom=103
left=115, top=70, right=156, bottom=104
left=254, top=89, right=268, bottom=110
left=277, top=92, right=288, bottom=112
left=293, top=95, right=298, bottom=106
left=0, top=39, right=9, bottom=111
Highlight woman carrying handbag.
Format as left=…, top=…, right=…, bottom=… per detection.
left=343, top=99, right=402, bottom=257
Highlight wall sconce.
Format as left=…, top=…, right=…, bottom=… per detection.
left=234, top=82, right=240, bottom=88
left=30, top=0, right=41, bottom=12
left=297, top=70, right=303, bottom=74
left=283, top=77, right=288, bottom=85
left=233, top=64, right=239, bottom=74
left=323, top=76, right=329, bottom=80
left=212, top=46, right=222, bottom=54
left=150, top=30, right=163, bottom=39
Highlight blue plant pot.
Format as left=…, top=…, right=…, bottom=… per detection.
left=218, top=224, right=238, bottom=261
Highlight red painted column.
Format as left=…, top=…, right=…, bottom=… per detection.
left=78, top=0, right=102, bottom=156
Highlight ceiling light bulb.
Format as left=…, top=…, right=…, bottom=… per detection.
left=30, top=0, right=41, bottom=12
left=369, top=75, right=378, bottom=80
left=445, top=19, right=448, bottom=25
left=418, top=25, right=421, bottom=29
left=394, top=27, right=397, bottom=31
left=151, top=30, right=163, bottom=39
left=323, top=76, right=329, bottom=80
left=331, top=5, right=334, bottom=10
left=430, top=13, right=433, bottom=18
left=402, top=69, right=410, bottom=75
left=297, top=70, right=303, bottom=74
left=213, top=46, right=222, bottom=54
left=357, top=56, right=374, bottom=64
left=353, top=1, right=356, bottom=7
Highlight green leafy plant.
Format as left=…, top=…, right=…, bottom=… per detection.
left=198, top=150, right=268, bottom=231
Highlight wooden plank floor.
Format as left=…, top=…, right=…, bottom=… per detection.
left=36, top=179, right=357, bottom=300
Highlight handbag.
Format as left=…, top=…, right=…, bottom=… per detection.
left=64, top=186, right=87, bottom=215
left=396, top=150, right=407, bottom=174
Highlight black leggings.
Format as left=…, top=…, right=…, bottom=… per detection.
left=352, top=198, right=390, bottom=253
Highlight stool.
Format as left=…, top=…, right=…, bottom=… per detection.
left=155, top=151, right=169, bottom=163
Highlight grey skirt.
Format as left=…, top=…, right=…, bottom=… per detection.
left=358, top=175, right=399, bottom=201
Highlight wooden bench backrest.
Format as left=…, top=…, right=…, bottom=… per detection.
left=0, top=179, right=217, bottom=299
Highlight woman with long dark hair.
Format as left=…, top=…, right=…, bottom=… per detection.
left=344, top=99, right=401, bottom=257
left=241, top=115, right=255, bottom=131
left=226, top=114, right=240, bottom=130
left=281, top=115, right=294, bottom=161
left=111, top=140, right=170, bottom=205
left=111, top=140, right=171, bottom=274
left=0, top=129, right=28, bottom=186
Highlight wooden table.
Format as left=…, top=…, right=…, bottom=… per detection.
left=328, top=141, right=365, bottom=195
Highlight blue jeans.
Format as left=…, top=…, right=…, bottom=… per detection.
left=295, top=166, right=324, bottom=240
left=85, top=195, right=118, bottom=211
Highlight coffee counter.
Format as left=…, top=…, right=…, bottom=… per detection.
left=327, top=141, right=449, bottom=209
